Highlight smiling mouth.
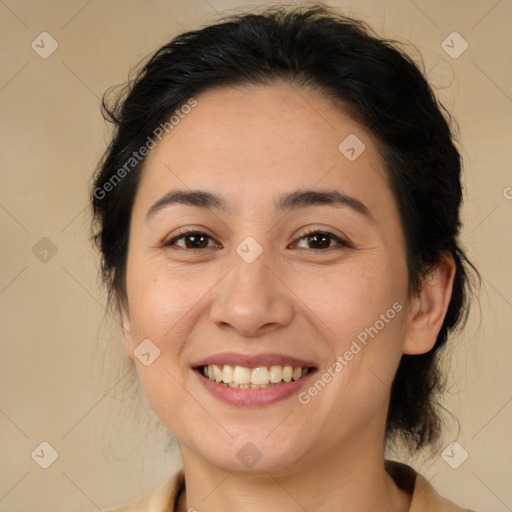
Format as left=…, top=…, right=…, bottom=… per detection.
left=196, top=364, right=315, bottom=389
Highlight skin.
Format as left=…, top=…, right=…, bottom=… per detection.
left=119, top=83, right=455, bottom=512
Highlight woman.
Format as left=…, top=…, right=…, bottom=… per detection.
left=91, top=4, right=480, bottom=511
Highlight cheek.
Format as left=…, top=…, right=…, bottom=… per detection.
left=296, top=256, right=407, bottom=400
left=124, top=264, right=202, bottom=431
left=125, top=260, right=211, bottom=341
left=294, top=256, right=404, bottom=343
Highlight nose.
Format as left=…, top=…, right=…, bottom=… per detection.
left=208, top=250, right=294, bottom=338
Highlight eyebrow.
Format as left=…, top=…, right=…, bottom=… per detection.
left=144, top=189, right=373, bottom=222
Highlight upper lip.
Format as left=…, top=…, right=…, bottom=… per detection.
left=192, top=352, right=317, bottom=369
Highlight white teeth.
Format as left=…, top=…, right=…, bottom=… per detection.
left=269, top=365, right=282, bottom=383
left=251, top=367, right=270, bottom=385
left=201, top=364, right=310, bottom=387
left=222, top=364, right=234, bottom=383
left=233, top=365, right=251, bottom=385
left=213, top=364, right=223, bottom=382
left=283, top=366, right=293, bottom=382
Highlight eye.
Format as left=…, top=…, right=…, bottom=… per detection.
left=162, top=228, right=352, bottom=252
left=163, top=230, right=220, bottom=250
left=292, top=229, right=351, bottom=251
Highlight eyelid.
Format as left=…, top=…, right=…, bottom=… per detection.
left=163, top=228, right=220, bottom=249
left=291, top=227, right=353, bottom=250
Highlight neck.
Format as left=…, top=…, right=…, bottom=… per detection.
left=175, top=433, right=411, bottom=512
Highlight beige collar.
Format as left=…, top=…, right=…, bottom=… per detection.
left=106, top=459, right=475, bottom=511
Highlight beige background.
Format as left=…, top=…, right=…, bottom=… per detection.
left=1, top=0, right=511, bottom=510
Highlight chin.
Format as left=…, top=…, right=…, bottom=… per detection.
left=192, top=432, right=309, bottom=474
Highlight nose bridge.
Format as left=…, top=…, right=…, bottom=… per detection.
left=209, top=239, right=293, bottom=336
left=232, top=241, right=272, bottom=295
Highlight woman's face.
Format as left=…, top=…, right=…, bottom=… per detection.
left=120, top=83, right=415, bottom=473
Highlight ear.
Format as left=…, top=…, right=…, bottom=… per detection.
left=117, top=295, right=135, bottom=361
left=402, top=252, right=456, bottom=355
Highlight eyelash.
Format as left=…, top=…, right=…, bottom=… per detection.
left=162, top=228, right=352, bottom=252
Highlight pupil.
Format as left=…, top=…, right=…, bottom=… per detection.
left=187, top=234, right=207, bottom=249
left=309, top=233, right=329, bottom=249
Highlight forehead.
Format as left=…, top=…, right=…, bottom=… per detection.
left=134, top=83, right=391, bottom=216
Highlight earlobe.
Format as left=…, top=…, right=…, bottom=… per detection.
left=402, top=252, right=456, bottom=355
left=118, top=297, right=135, bottom=361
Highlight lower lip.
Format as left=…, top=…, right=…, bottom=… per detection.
left=193, top=368, right=317, bottom=406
